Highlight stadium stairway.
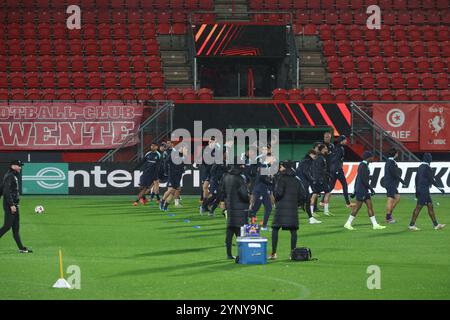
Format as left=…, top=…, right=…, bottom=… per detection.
left=214, top=0, right=250, bottom=21
left=295, top=34, right=329, bottom=88
left=157, top=34, right=194, bottom=89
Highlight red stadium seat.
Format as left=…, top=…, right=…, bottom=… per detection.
left=98, top=23, right=112, bottom=39
left=345, top=72, right=360, bottom=89
left=103, top=73, right=118, bottom=88
left=356, top=57, right=370, bottom=73
left=26, top=72, right=40, bottom=89
left=128, top=24, right=141, bottom=38
left=55, top=56, right=70, bottom=72
left=130, top=40, right=144, bottom=56
left=101, top=57, right=116, bottom=72
left=326, top=56, right=340, bottom=72
left=430, top=57, right=445, bottom=73
left=105, top=89, right=121, bottom=100
left=86, top=57, right=101, bottom=72
left=74, top=89, right=88, bottom=100
left=88, top=89, right=104, bottom=100
left=324, top=12, right=338, bottom=25
left=348, top=26, right=363, bottom=41
left=416, top=57, right=430, bottom=73
left=367, top=41, right=381, bottom=57
left=148, top=56, right=162, bottom=71
left=378, top=28, right=391, bottom=41
left=71, top=56, right=84, bottom=72
left=167, top=88, right=183, bottom=101
left=427, top=42, right=441, bottom=57
left=57, top=73, right=71, bottom=89
left=435, top=73, right=448, bottom=90
left=336, top=41, right=351, bottom=56
left=72, top=73, right=87, bottom=88
left=400, top=57, right=415, bottom=73
left=376, top=74, right=390, bottom=89
left=11, top=89, right=25, bottom=100
left=395, top=90, right=410, bottom=101
left=322, top=40, right=335, bottom=56
left=330, top=73, right=345, bottom=89
left=391, top=73, right=405, bottom=89
left=380, top=90, right=395, bottom=101
left=119, top=73, right=132, bottom=88
left=339, top=11, right=353, bottom=25
left=0, top=74, right=8, bottom=89
left=182, top=88, right=198, bottom=100
left=334, top=90, right=348, bottom=102
left=371, top=57, right=385, bottom=73
left=392, top=26, right=407, bottom=41
left=397, top=41, right=410, bottom=57
left=150, top=72, right=164, bottom=88
left=287, top=88, right=302, bottom=100
left=40, top=56, right=54, bottom=72
left=84, top=40, right=99, bottom=56
left=405, top=74, right=420, bottom=89
left=360, top=73, right=375, bottom=89
left=272, top=88, right=288, bottom=100
left=364, top=90, right=379, bottom=101
left=352, top=40, right=366, bottom=56
left=349, top=90, right=364, bottom=101
left=136, top=89, right=151, bottom=100
left=41, top=72, right=55, bottom=88
left=88, top=73, right=102, bottom=88
left=317, top=88, right=334, bottom=101
left=134, top=72, right=149, bottom=89
left=384, top=12, right=396, bottom=25
left=9, top=56, right=23, bottom=72
left=410, top=89, right=425, bottom=101
left=57, top=89, right=73, bottom=100
left=437, top=26, right=449, bottom=42
left=131, top=56, right=147, bottom=72
left=421, top=73, right=435, bottom=89
left=117, top=57, right=131, bottom=72
left=42, top=89, right=57, bottom=100
left=99, top=40, right=114, bottom=56
left=303, top=88, right=318, bottom=100
left=424, top=90, right=440, bottom=101
left=334, top=25, right=347, bottom=41
left=386, top=58, right=401, bottom=73
left=121, top=89, right=136, bottom=100
left=151, top=89, right=167, bottom=100
left=398, top=12, right=411, bottom=25
left=26, top=89, right=41, bottom=100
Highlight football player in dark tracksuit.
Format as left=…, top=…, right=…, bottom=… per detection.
left=148, top=142, right=167, bottom=203
left=270, top=161, right=308, bottom=260
left=408, top=153, right=446, bottom=231
left=328, top=135, right=353, bottom=208
left=219, top=164, right=250, bottom=259
left=0, top=160, right=32, bottom=253
left=344, top=151, right=386, bottom=231
left=296, top=150, right=322, bottom=224
left=249, top=163, right=273, bottom=231
left=133, top=143, right=161, bottom=206
left=310, top=144, right=333, bottom=217
left=382, top=148, right=406, bottom=224
left=160, top=145, right=187, bottom=211
left=202, top=160, right=228, bottom=216
left=199, top=137, right=220, bottom=208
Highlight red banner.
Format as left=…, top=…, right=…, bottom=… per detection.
left=419, top=104, right=450, bottom=151
left=0, top=102, right=144, bottom=150
left=373, top=104, right=419, bottom=142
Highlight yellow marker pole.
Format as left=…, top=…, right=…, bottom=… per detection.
left=59, top=249, right=64, bottom=279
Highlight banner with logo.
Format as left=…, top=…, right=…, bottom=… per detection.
left=373, top=104, right=419, bottom=142
left=419, top=104, right=450, bottom=151
left=0, top=102, right=144, bottom=150
left=20, top=162, right=450, bottom=195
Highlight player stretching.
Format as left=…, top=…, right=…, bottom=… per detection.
left=408, top=153, right=446, bottom=231
left=344, top=151, right=386, bottom=231
left=133, top=143, right=161, bottom=206
left=310, top=144, right=332, bottom=216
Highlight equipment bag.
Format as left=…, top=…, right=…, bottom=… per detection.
left=291, top=247, right=314, bottom=261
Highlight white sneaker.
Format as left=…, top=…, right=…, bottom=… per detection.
left=409, top=225, right=421, bottom=231
left=312, top=212, right=320, bottom=218
left=323, top=211, right=334, bottom=217
left=373, top=224, right=386, bottom=230
left=434, top=224, right=446, bottom=230
left=309, top=217, right=322, bottom=224
left=261, top=226, right=268, bottom=231
left=344, top=223, right=355, bottom=230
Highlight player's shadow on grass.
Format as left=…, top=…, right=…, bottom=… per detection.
left=108, top=259, right=229, bottom=278
left=127, top=245, right=224, bottom=258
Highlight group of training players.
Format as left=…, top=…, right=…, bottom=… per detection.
left=131, top=132, right=446, bottom=258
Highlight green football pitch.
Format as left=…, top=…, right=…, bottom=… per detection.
left=1, top=194, right=449, bottom=300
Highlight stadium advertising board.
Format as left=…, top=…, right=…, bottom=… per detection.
left=20, top=162, right=450, bottom=195
left=419, top=104, right=450, bottom=151
left=0, top=102, right=144, bottom=150
left=373, top=104, right=419, bottom=141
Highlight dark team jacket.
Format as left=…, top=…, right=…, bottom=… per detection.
left=311, top=154, right=328, bottom=184
left=135, top=150, right=161, bottom=173
left=354, top=160, right=374, bottom=194
left=383, top=158, right=405, bottom=187
left=272, top=169, right=308, bottom=229
left=329, top=144, right=345, bottom=172
left=200, top=144, right=220, bottom=175
left=241, top=153, right=258, bottom=180
left=167, top=148, right=186, bottom=175
left=253, top=163, right=273, bottom=192
left=296, top=156, right=314, bottom=186
left=220, top=167, right=250, bottom=228
left=209, top=163, right=227, bottom=186
left=324, top=142, right=334, bottom=172
left=415, top=163, right=440, bottom=192
left=2, top=169, right=20, bottom=206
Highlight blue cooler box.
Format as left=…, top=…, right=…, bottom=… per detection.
left=237, top=237, right=267, bottom=265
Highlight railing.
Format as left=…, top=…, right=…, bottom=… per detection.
left=99, top=100, right=174, bottom=162
left=286, top=25, right=299, bottom=88
left=350, top=101, right=420, bottom=161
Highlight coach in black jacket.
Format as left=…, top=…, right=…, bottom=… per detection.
left=270, top=161, right=307, bottom=260
left=0, top=160, right=32, bottom=253
left=220, top=164, right=250, bottom=259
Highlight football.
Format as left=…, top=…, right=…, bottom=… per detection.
left=34, top=205, right=44, bottom=214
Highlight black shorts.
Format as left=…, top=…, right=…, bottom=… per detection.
left=417, top=191, right=432, bottom=206
left=355, top=192, right=371, bottom=202
left=200, top=167, right=211, bottom=184
left=312, top=182, right=331, bottom=194
left=167, top=172, right=183, bottom=189
left=385, top=185, right=399, bottom=198
left=139, top=170, right=157, bottom=187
